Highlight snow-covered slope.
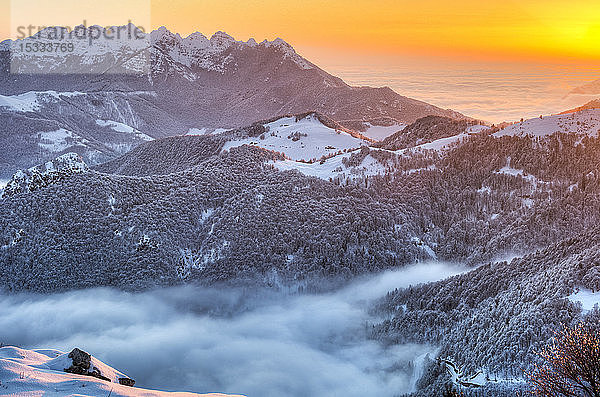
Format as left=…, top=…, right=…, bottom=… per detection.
left=223, top=113, right=370, bottom=162
left=361, top=122, right=406, bottom=141
left=493, top=109, right=600, bottom=138
left=186, top=127, right=229, bottom=136
left=0, top=91, right=86, bottom=112
left=0, top=346, right=242, bottom=397
left=37, top=128, right=90, bottom=153
left=273, top=148, right=389, bottom=181
left=258, top=117, right=485, bottom=182
left=398, top=124, right=489, bottom=154
left=96, top=119, right=154, bottom=141
left=405, top=132, right=469, bottom=153
left=378, top=116, right=487, bottom=151
left=0, top=89, right=161, bottom=179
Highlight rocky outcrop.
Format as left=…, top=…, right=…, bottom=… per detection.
left=1, top=153, right=88, bottom=198
left=64, top=348, right=111, bottom=382
left=119, top=377, right=136, bottom=386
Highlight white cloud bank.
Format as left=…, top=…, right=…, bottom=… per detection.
left=0, top=262, right=463, bottom=397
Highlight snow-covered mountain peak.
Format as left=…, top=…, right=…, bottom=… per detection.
left=146, top=27, right=315, bottom=72
left=259, top=37, right=313, bottom=69
left=7, top=23, right=151, bottom=74
left=182, top=31, right=211, bottom=50
left=209, top=31, right=237, bottom=49
left=263, top=37, right=291, bottom=49
left=150, top=25, right=175, bottom=41
left=4, top=24, right=313, bottom=75
left=261, top=37, right=296, bottom=56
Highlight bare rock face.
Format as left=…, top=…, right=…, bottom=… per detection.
left=64, top=348, right=110, bottom=382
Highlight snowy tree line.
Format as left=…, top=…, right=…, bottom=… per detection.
left=4, top=119, right=600, bottom=394
left=0, top=144, right=422, bottom=292
left=374, top=225, right=600, bottom=395
left=367, top=130, right=600, bottom=266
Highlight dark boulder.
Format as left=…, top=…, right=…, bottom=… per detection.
left=119, top=377, right=136, bottom=387
left=65, top=348, right=91, bottom=374
left=63, top=348, right=110, bottom=382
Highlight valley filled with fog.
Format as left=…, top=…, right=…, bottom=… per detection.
left=0, top=262, right=463, bottom=397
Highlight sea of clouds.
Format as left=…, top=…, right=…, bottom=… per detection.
left=330, top=61, right=600, bottom=124
left=0, top=262, right=464, bottom=397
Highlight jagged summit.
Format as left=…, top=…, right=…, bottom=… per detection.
left=149, top=26, right=287, bottom=49
left=181, top=31, right=210, bottom=49
left=150, top=27, right=313, bottom=70
left=151, top=27, right=298, bottom=51
left=209, top=30, right=237, bottom=47
left=2, top=24, right=312, bottom=73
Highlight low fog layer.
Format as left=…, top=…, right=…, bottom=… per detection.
left=0, top=262, right=463, bottom=397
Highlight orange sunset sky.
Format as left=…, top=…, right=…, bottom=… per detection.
left=1, top=0, right=599, bottom=65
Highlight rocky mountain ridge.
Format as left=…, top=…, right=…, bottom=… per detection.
left=0, top=24, right=470, bottom=178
